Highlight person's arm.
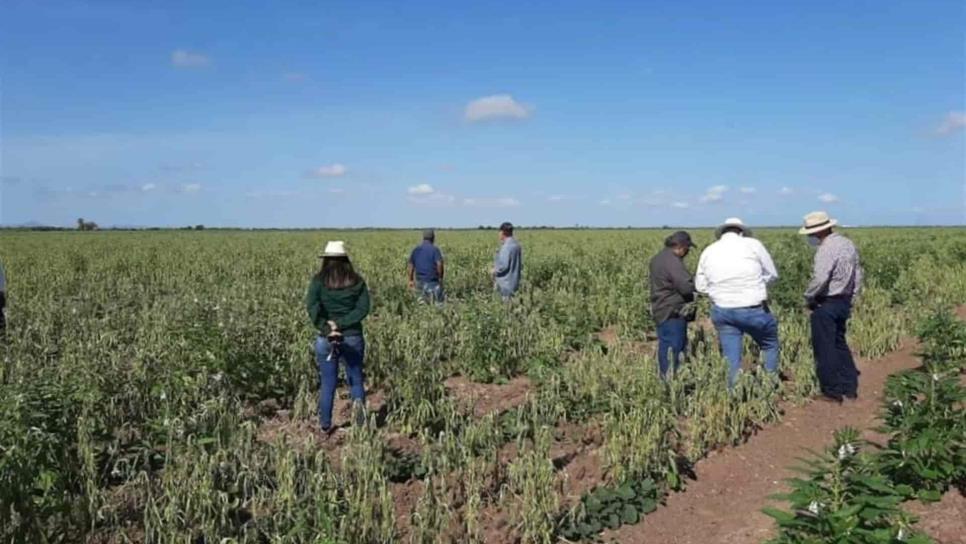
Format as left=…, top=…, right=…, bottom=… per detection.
left=407, top=262, right=415, bottom=287
left=436, top=248, right=445, bottom=282
left=305, top=277, right=324, bottom=330
left=669, top=257, right=695, bottom=302
left=804, top=248, right=835, bottom=305
left=334, top=282, right=371, bottom=329
left=754, top=240, right=779, bottom=285
left=493, top=244, right=511, bottom=277
left=694, top=251, right=710, bottom=294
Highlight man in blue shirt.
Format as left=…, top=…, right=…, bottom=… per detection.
left=492, top=222, right=523, bottom=300
left=408, top=229, right=445, bottom=304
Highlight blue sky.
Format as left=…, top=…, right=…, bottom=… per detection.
left=1, top=0, right=963, bottom=228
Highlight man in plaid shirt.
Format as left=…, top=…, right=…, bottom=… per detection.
left=799, top=211, right=864, bottom=403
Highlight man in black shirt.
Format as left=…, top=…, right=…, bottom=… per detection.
left=649, top=231, right=696, bottom=378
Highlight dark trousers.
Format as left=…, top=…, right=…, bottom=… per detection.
left=810, top=298, right=858, bottom=397
left=657, top=318, right=688, bottom=378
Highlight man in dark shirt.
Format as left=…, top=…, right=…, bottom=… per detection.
left=408, top=229, right=445, bottom=304
left=649, top=231, right=697, bottom=378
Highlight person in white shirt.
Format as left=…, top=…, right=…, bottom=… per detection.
left=695, top=218, right=780, bottom=386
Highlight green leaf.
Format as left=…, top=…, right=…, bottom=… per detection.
left=917, top=489, right=942, bottom=502
left=763, top=507, right=796, bottom=523
left=621, top=504, right=640, bottom=525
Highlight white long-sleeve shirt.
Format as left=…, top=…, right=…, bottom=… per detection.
left=695, top=233, right=778, bottom=308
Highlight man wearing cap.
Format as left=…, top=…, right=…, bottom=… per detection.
left=492, top=221, right=522, bottom=300
left=695, top=218, right=780, bottom=386
left=649, top=231, right=697, bottom=378
left=408, top=229, right=445, bottom=305
left=800, top=211, right=863, bottom=403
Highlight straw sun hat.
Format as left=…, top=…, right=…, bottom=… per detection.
left=798, top=211, right=838, bottom=235
left=320, top=240, right=348, bottom=257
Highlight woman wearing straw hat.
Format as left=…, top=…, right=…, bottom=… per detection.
left=305, top=241, right=371, bottom=435
left=800, top=211, right=864, bottom=403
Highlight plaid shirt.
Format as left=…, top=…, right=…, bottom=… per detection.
left=804, top=232, right=863, bottom=304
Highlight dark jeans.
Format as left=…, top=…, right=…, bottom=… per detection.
left=711, top=305, right=780, bottom=386
left=810, top=298, right=858, bottom=398
left=656, top=318, right=688, bottom=378
left=315, top=334, right=366, bottom=430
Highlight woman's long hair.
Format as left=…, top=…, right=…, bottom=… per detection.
left=318, top=256, right=362, bottom=289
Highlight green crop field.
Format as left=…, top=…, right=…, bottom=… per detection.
left=1, top=228, right=965, bottom=543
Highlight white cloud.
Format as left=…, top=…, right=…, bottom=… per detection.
left=818, top=192, right=839, bottom=203
left=599, top=199, right=612, bottom=206
left=779, top=186, right=794, bottom=195
left=739, top=186, right=756, bottom=194
left=180, top=183, right=202, bottom=193
left=409, top=192, right=457, bottom=206
left=671, top=201, right=690, bottom=209
left=464, top=94, right=531, bottom=122
left=463, top=197, right=521, bottom=208
left=407, top=183, right=435, bottom=196
left=699, top=185, right=728, bottom=203
left=141, top=183, right=156, bottom=192
left=171, top=49, right=210, bottom=68
left=309, top=163, right=348, bottom=178
left=936, top=111, right=966, bottom=135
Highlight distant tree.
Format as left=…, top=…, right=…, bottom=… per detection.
left=77, top=218, right=98, bottom=231
left=194, top=224, right=205, bottom=230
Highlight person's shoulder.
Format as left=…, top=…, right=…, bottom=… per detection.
left=745, top=237, right=769, bottom=251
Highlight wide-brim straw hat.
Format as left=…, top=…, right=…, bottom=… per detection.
left=798, top=211, right=838, bottom=235
left=320, top=240, right=348, bottom=257
left=714, top=217, right=753, bottom=239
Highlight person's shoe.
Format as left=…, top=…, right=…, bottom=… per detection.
left=815, top=393, right=844, bottom=404
left=844, top=392, right=858, bottom=401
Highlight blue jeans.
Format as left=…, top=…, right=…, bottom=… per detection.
left=657, top=318, right=688, bottom=378
left=711, top=305, right=780, bottom=386
left=415, top=280, right=445, bottom=305
left=315, top=334, right=366, bottom=430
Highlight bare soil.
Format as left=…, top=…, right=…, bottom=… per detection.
left=904, top=490, right=966, bottom=544
left=444, top=375, right=533, bottom=418
left=603, top=340, right=923, bottom=544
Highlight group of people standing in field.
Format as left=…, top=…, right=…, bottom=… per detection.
left=649, top=211, right=863, bottom=403
left=305, top=212, right=862, bottom=436
left=304, top=222, right=523, bottom=436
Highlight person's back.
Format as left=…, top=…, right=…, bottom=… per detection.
left=697, top=233, right=773, bottom=308
left=410, top=240, right=443, bottom=283
left=495, top=236, right=522, bottom=295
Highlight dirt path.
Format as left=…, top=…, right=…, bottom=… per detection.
left=604, top=340, right=923, bottom=544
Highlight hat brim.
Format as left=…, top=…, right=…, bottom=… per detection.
left=714, top=224, right=752, bottom=239
left=798, top=219, right=838, bottom=235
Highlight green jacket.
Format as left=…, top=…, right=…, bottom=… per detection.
left=305, top=277, right=370, bottom=336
